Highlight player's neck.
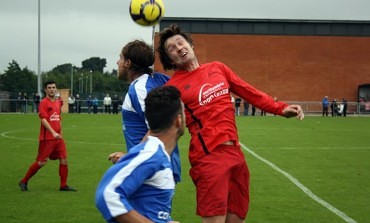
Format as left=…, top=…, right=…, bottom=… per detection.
left=47, top=95, right=56, bottom=101
left=150, top=131, right=177, bottom=155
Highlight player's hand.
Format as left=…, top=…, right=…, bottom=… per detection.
left=282, top=105, right=304, bottom=120
left=53, top=132, right=62, bottom=139
left=168, top=221, right=180, bottom=223
left=108, top=152, right=125, bottom=164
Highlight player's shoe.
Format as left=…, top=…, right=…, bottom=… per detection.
left=19, top=181, right=28, bottom=191
left=59, top=185, right=77, bottom=192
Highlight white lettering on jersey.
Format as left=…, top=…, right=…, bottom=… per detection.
left=50, top=112, right=60, bottom=121
left=198, top=82, right=228, bottom=106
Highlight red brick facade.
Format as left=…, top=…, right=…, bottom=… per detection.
left=154, top=34, right=370, bottom=102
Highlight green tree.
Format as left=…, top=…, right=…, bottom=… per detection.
left=0, top=60, right=37, bottom=94
left=82, top=57, right=107, bottom=73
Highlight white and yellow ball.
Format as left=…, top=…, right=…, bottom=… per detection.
left=129, top=0, right=165, bottom=26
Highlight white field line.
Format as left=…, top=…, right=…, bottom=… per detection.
left=240, top=142, right=358, bottom=223
left=255, top=146, right=370, bottom=150
left=0, top=131, right=123, bottom=146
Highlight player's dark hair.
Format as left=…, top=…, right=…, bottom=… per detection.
left=44, top=80, right=56, bottom=88
left=157, top=24, right=193, bottom=71
left=122, top=40, right=154, bottom=74
left=145, top=86, right=182, bottom=133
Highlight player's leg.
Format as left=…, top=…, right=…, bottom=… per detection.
left=55, top=140, right=77, bottom=191
left=19, top=141, right=51, bottom=191
left=190, top=144, right=237, bottom=223
left=227, top=148, right=250, bottom=223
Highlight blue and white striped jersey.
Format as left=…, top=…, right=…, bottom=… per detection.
left=95, top=136, right=175, bottom=223
left=121, top=72, right=181, bottom=183
left=122, top=73, right=169, bottom=149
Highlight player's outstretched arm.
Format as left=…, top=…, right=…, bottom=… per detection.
left=282, top=105, right=305, bottom=120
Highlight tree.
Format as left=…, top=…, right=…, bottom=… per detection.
left=0, top=60, right=37, bottom=94
left=82, top=57, right=107, bottom=73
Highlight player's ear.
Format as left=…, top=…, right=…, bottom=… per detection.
left=125, top=59, right=132, bottom=68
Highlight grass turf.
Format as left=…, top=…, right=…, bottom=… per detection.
left=0, top=114, right=369, bottom=222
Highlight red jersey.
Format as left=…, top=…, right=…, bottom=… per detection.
left=38, top=97, right=62, bottom=141
left=166, top=61, right=288, bottom=165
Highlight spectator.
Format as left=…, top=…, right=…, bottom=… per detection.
left=23, top=92, right=29, bottom=113
left=75, top=94, right=81, bottom=113
left=68, top=94, right=75, bottom=113
left=235, top=97, right=242, bottom=116
left=331, top=99, right=338, bottom=116
left=342, top=98, right=348, bottom=117
left=322, top=96, right=329, bottom=116
left=33, top=93, right=41, bottom=113
left=243, top=100, right=249, bottom=116
left=87, top=95, right=92, bottom=114
left=93, top=96, right=99, bottom=114
left=111, top=94, right=120, bottom=115
left=103, top=94, right=112, bottom=114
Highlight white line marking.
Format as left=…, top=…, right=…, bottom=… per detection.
left=240, top=142, right=358, bottom=223
left=0, top=131, right=123, bottom=146
left=255, top=146, right=370, bottom=150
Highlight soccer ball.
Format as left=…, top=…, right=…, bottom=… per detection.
left=129, top=0, right=165, bottom=26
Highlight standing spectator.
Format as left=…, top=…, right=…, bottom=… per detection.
left=157, top=24, right=304, bottom=223
left=33, top=93, right=41, bottom=113
left=243, top=100, right=249, bottom=116
left=111, top=94, right=119, bottom=114
left=16, top=92, right=23, bottom=113
left=235, top=97, right=242, bottom=116
left=18, top=81, right=76, bottom=192
left=251, top=105, right=256, bottom=116
left=342, top=98, right=348, bottom=117
left=23, top=92, right=29, bottom=113
left=93, top=96, right=99, bottom=114
left=68, top=94, right=75, bottom=113
left=56, top=93, right=63, bottom=113
left=96, top=86, right=184, bottom=223
left=87, top=95, right=93, bottom=114
left=260, top=109, right=266, bottom=116
left=75, top=94, right=81, bottom=113
left=331, top=99, right=338, bottom=116
left=322, top=96, right=329, bottom=116
left=103, top=94, right=112, bottom=114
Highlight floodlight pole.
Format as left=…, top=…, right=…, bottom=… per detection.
left=89, top=70, right=92, bottom=94
left=71, top=64, right=73, bottom=95
left=37, top=0, right=42, bottom=96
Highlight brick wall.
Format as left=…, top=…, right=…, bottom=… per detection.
left=154, top=34, right=370, bottom=102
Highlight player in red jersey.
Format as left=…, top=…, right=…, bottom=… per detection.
left=157, top=24, right=304, bottom=223
left=19, top=81, right=76, bottom=192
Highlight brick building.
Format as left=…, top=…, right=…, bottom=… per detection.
left=154, top=18, right=370, bottom=104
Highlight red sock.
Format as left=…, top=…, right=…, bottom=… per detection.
left=59, top=164, right=68, bottom=188
left=21, top=162, right=41, bottom=183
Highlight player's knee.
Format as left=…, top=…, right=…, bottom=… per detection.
left=60, top=159, right=68, bottom=165
left=37, top=161, right=47, bottom=167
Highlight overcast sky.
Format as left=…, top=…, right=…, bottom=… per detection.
left=1, top=0, right=369, bottom=74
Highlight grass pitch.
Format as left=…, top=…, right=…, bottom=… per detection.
left=0, top=114, right=369, bottom=223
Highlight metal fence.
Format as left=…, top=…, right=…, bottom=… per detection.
left=1, top=99, right=370, bottom=116
left=0, top=99, right=114, bottom=114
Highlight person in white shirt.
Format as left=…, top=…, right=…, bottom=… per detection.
left=103, top=94, right=112, bottom=114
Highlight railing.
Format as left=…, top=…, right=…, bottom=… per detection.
left=0, top=99, right=119, bottom=114
left=1, top=99, right=370, bottom=116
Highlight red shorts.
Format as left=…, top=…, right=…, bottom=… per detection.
left=189, top=144, right=250, bottom=219
left=36, top=139, right=67, bottom=162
